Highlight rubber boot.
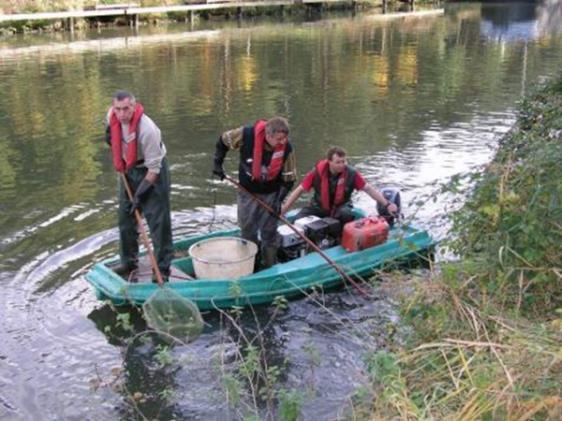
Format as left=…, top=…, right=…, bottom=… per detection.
left=253, top=249, right=262, bottom=273
left=252, top=240, right=263, bottom=273
left=109, top=262, right=138, bottom=283
left=262, top=246, right=278, bottom=269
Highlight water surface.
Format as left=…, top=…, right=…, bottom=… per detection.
left=1, top=2, right=561, bottom=419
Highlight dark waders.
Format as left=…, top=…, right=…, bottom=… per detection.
left=294, top=202, right=355, bottom=226
left=118, top=158, right=173, bottom=276
left=237, top=189, right=280, bottom=269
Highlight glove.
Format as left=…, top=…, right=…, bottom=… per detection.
left=212, top=136, right=228, bottom=181
left=129, top=179, right=154, bottom=215
left=275, top=182, right=293, bottom=214
left=278, top=182, right=293, bottom=203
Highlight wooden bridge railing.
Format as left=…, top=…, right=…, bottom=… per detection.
left=0, top=1, right=364, bottom=27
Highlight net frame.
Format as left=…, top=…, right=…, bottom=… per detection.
left=142, top=288, right=204, bottom=343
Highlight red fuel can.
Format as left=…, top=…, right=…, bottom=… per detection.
left=341, top=217, right=390, bottom=252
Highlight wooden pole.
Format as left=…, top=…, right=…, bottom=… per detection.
left=120, top=173, right=164, bottom=285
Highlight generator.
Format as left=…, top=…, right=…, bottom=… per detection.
left=278, top=216, right=343, bottom=262
left=293, top=215, right=321, bottom=230
left=277, top=223, right=307, bottom=262
left=278, top=223, right=305, bottom=248
left=304, top=217, right=342, bottom=249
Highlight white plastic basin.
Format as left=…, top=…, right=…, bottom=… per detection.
left=188, top=236, right=258, bottom=280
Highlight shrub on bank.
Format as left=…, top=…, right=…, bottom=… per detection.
left=449, top=77, right=562, bottom=315
left=360, top=77, right=562, bottom=419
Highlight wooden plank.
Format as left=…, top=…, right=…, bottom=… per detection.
left=126, top=2, right=291, bottom=15
left=364, top=9, right=444, bottom=21
left=95, top=3, right=139, bottom=10
left=0, top=9, right=127, bottom=22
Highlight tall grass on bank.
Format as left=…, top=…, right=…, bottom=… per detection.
left=361, top=78, right=562, bottom=419
left=448, top=78, right=562, bottom=316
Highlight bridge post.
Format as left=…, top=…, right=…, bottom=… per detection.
left=65, top=17, right=75, bottom=34
left=128, top=13, right=139, bottom=28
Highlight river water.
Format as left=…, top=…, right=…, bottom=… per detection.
left=1, top=2, right=561, bottom=419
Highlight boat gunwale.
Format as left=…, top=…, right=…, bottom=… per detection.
left=85, top=223, right=435, bottom=308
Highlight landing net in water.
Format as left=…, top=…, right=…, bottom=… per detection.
left=142, top=288, right=204, bottom=343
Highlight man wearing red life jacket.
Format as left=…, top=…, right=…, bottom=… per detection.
left=105, top=91, right=173, bottom=282
left=212, top=117, right=297, bottom=268
left=281, top=146, right=398, bottom=224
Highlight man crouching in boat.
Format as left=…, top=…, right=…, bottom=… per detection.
left=212, top=117, right=297, bottom=269
left=281, top=146, right=398, bottom=225
left=105, top=90, right=173, bottom=283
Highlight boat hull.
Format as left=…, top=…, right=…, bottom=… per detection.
left=85, top=224, right=435, bottom=310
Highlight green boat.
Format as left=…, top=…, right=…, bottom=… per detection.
left=85, top=210, right=435, bottom=310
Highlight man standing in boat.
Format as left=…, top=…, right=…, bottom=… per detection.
left=105, top=90, right=173, bottom=282
left=212, top=117, right=297, bottom=268
left=281, top=146, right=398, bottom=224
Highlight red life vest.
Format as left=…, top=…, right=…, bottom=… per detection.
left=109, top=103, right=144, bottom=172
left=316, top=159, right=348, bottom=216
left=251, top=120, right=286, bottom=181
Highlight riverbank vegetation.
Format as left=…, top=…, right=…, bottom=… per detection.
left=360, top=77, right=562, bottom=419
left=0, top=0, right=429, bottom=34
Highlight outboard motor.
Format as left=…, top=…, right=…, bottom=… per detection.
left=377, top=187, right=402, bottom=228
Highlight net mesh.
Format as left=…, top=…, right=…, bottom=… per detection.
left=142, top=288, right=204, bottom=343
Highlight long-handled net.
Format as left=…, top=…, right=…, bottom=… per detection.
left=120, top=173, right=203, bottom=343
left=142, top=288, right=203, bottom=342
